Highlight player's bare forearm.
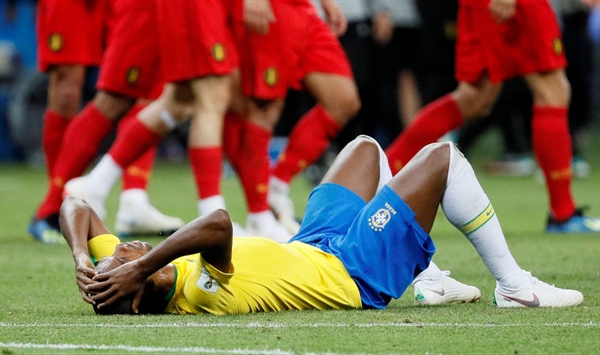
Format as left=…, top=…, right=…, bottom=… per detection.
left=135, top=209, right=233, bottom=275
left=60, top=196, right=109, bottom=264
left=60, top=196, right=110, bottom=304
left=321, top=0, right=347, bottom=36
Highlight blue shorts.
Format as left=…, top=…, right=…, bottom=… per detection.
left=290, top=183, right=436, bottom=309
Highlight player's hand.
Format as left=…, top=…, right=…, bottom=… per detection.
left=74, top=254, right=97, bottom=305
left=372, top=11, right=393, bottom=44
left=321, top=0, right=347, bottom=37
left=88, top=260, right=147, bottom=313
left=489, top=0, right=517, bottom=23
left=244, top=0, right=276, bottom=35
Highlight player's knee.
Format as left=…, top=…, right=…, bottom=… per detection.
left=418, top=143, right=451, bottom=175
left=349, top=135, right=380, bottom=159
left=322, top=87, right=360, bottom=125
left=533, top=76, right=571, bottom=107
left=53, top=85, right=82, bottom=114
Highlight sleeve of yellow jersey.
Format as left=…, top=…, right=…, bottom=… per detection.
left=87, top=234, right=120, bottom=266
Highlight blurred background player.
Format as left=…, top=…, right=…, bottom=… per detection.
left=223, top=0, right=360, bottom=236
left=30, top=0, right=183, bottom=243
left=384, top=0, right=600, bottom=233
left=61, top=0, right=241, bottom=235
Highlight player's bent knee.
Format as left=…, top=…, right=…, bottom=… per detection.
left=414, top=143, right=450, bottom=175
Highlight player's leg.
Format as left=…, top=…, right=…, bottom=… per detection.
left=114, top=101, right=185, bottom=237
left=524, top=70, right=599, bottom=233
left=269, top=5, right=360, bottom=232
left=395, top=142, right=582, bottom=307
left=186, top=76, right=231, bottom=221
left=269, top=73, right=360, bottom=232
left=32, top=91, right=135, bottom=232
left=229, top=98, right=293, bottom=242
left=385, top=76, right=502, bottom=173
left=64, top=84, right=192, bottom=220
left=43, top=65, right=86, bottom=175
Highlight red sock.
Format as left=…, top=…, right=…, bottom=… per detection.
left=222, top=111, right=245, bottom=172
left=386, top=94, right=463, bottom=174
left=272, top=105, right=341, bottom=183
left=119, top=104, right=157, bottom=191
left=109, top=118, right=162, bottom=169
left=188, top=146, right=223, bottom=199
left=42, top=110, right=71, bottom=176
left=532, top=106, right=575, bottom=221
left=236, top=122, right=271, bottom=213
left=36, top=104, right=113, bottom=219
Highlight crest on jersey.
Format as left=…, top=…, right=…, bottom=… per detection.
left=553, top=38, right=563, bottom=56
left=264, top=67, right=278, bottom=87
left=126, top=67, right=140, bottom=85
left=196, top=267, right=219, bottom=294
left=211, top=43, right=226, bottom=62
left=369, top=208, right=391, bottom=232
left=48, top=33, right=64, bottom=52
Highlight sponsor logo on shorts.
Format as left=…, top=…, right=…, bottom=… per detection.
left=368, top=203, right=397, bottom=232
left=264, top=67, right=278, bottom=87
left=48, top=33, right=64, bottom=52
left=126, top=67, right=140, bottom=85
left=211, top=43, right=226, bottom=62
left=196, top=267, right=219, bottom=294
left=553, top=38, right=563, bottom=56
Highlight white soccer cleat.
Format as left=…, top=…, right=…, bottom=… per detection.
left=63, top=176, right=107, bottom=220
left=115, top=190, right=185, bottom=237
left=493, top=270, right=583, bottom=308
left=413, top=270, right=481, bottom=305
left=246, top=211, right=293, bottom=244
left=268, top=177, right=300, bottom=235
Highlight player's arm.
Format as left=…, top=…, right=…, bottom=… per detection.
left=320, top=0, right=347, bottom=37
left=88, top=209, right=233, bottom=313
left=59, top=196, right=111, bottom=304
left=489, top=0, right=517, bottom=23
left=370, top=0, right=393, bottom=44
left=244, top=0, right=276, bottom=35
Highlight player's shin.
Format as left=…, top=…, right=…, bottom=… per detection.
left=440, top=143, right=526, bottom=289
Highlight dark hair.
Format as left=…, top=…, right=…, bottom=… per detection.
left=92, top=256, right=135, bottom=315
left=92, top=299, right=134, bottom=315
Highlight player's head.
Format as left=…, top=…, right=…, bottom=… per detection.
left=93, top=241, right=154, bottom=315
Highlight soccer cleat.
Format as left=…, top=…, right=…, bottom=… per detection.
left=546, top=209, right=600, bottom=234
left=246, top=211, right=293, bottom=244
left=413, top=270, right=481, bottom=305
left=115, top=195, right=185, bottom=238
left=28, top=214, right=65, bottom=244
left=63, top=176, right=106, bottom=220
left=493, top=271, right=583, bottom=308
left=268, top=177, right=300, bottom=235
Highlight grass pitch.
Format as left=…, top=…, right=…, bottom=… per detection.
left=0, top=129, right=599, bottom=354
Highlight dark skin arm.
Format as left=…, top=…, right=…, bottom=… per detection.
left=59, top=196, right=111, bottom=305
left=87, top=209, right=233, bottom=313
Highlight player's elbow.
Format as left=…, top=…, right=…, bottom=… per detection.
left=210, top=209, right=233, bottom=239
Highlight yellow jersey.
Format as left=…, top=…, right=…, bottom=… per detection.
left=88, top=235, right=362, bottom=315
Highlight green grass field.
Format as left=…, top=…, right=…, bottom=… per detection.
left=0, top=129, right=599, bottom=354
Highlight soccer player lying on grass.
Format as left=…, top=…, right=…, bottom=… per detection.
left=61, top=136, right=583, bottom=315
